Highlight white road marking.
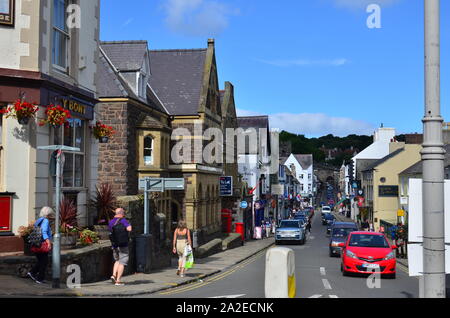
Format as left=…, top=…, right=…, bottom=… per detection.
left=320, top=267, right=326, bottom=276
left=329, top=295, right=339, bottom=298
left=322, top=279, right=332, bottom=290
left=209, top=294, right=246, bottom=298
left=309, top=294, right=322, bottom=298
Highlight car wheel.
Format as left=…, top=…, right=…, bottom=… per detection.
left=329, top=250, right=333, bottom=257
left=341, top=264, right=348, bottom=276
left=385, top=273, right=396, bottom=279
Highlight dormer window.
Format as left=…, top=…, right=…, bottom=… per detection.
left=138, top=73, right=146, bottom=98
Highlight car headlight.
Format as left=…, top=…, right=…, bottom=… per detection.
left=346, top=250, right=357, bottom=259
left=384, top=251, right=395, bottom=260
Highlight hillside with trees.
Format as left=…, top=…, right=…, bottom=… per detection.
left=280, top=131, right=374, bottom=167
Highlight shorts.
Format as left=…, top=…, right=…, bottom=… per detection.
left=176, top=240, right=187, bottom=263
left=113, top=246, right=129, bottom=266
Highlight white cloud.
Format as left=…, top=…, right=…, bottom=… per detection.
left=332, top=0, right=401, bottom=10
left=237, top=109, right=375, bottom=137
left=257, top=58, right=349, bottom=67
left=163, top=0, right=238, bottom=36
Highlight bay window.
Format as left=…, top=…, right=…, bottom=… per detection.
left=144, top=136, right=153, bottom=166
left=52, top=118, right=85, bottom=188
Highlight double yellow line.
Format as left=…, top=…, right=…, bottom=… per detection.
left=159, top=248, right=271, bottom=296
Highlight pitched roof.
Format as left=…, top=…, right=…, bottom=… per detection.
left=293, top=154, right=313, bottom=170
left=362, top=148, right=404, bottom=172
left=100, top=41, right=148, bottom=71
left=237, top=116, right=269, bottom=130
left=97, top=42, right=167, bottom=114
left=148, top=49, right=207, bottom=116
left=399, top=144, right=450, bottom=175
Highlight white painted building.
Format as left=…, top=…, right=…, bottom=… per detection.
left=352, top=127, right=396, bottom=179
left=284, top=154, right=314, bottom=198
left=0, top=0, right=100, bottom=244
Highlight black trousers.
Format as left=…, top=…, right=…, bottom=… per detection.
left=30, top=253, right=49, bottom=281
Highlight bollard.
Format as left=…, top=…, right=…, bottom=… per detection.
left=265, top=247, right=296, bottom=298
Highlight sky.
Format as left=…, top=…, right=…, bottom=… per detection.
left=100, top=0, right=450, bottom=138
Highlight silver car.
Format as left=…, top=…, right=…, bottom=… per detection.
left=275, top=220, right=307, bottom=245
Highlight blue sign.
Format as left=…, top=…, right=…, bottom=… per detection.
left=219, top=176, right=233, bottom=196
left=240, top=201, right=248, bottom=209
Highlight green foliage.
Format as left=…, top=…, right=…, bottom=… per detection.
left=280, top=131, right=373, bottom=167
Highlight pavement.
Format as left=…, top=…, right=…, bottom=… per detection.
left=0, top=237, right=275, bottom=297
left=332, top=211, right=409, bottom=269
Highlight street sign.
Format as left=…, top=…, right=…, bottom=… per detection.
left=138, top=178, right=185, bottom=192
left=240, top=201, right=248, bottom=209
left=219, top=176, right=233, bottom=197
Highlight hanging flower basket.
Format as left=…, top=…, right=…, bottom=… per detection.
left=91, top=121, right=115, bottom=143
left=0, top=99, right=39, bottom=125
left=38, top=104, right=71, bottom=127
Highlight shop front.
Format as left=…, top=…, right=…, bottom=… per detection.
left=0, top=72, right=98, bottom=241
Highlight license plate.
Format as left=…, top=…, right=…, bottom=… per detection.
left=363, top=264, right=380, bottom=269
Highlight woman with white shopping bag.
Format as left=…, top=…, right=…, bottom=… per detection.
left=172, top=220, right=192, bottom=278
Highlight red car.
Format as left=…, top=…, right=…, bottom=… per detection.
left=339, top=231, right=397, bottom=279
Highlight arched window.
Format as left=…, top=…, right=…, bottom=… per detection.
left=144, top=136, right=153, bottom=166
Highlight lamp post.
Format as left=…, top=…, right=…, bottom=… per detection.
left=422, top=0, right=446, bottom=298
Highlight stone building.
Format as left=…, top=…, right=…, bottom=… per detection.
left=97, top=40, right=175, bottom=230
left=0, top=0, right=100, bottom=251
left=148, top=39, right=227, bottom=244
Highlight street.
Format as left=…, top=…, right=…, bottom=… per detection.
left=145, top=213, right=419, bottom=298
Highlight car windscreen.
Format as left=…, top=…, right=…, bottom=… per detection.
left=279, top=221, right=300, bottom=228
left=332, top=228, right=357, bottom=238
left=348, top=234, right=390, bottom=248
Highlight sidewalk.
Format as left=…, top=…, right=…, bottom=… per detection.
left=0, top=238, right=274, bottom=297
left=332, top=211, right=409, bottom=269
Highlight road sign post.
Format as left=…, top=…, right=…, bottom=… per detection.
left=37, top=145, right=80, bottom=289
left=137, top=178, right=185, bottom=273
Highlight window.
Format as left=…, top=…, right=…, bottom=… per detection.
left=52, top=0, right=69, bottom=71
left=138, top=73, right=146, bottom=98
left=144, top=136, right=153, bottom=166
left=52, top=118, right=85, bottom=188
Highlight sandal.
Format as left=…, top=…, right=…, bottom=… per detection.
left=176, top=270, right=180, bottom=276
left=115, top=281, right=125, bottom=286
left=111, top=276, right=117, bottom=284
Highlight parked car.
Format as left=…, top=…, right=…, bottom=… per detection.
left=321, top=206, right=331, bottom=216
left=275, top=220, right=307, bottom=245
left=329, top=222, right=358, bottom=257
left=322, top=212, right=335, bottom=226
left=340, top=232, right=397, bottom=279
left=293, top=214, right=308, bottom=228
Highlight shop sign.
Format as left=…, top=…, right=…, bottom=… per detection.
left=379, top=185, right=399, bottom=197
left=220, top=176, right=233, bottom=197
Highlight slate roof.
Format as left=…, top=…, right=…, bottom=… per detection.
left=399, top=144, right=450, bottom=175
left=293, top=154, right=313, bottom=170
left=97, top=41, right=167, bottom=114
left=237, top=116, right=269, bottom=130
left=149, top=49, right=207, bottom=116
left=362, top=148, right=404, bottom=172
left=100, top=41, right=148, bottom=71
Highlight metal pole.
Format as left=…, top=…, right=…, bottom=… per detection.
left=422, top=0, right=446, bottom=298
left=52, top=150, right=61, bottom=288
left=144, top=178, right=149, bottom=235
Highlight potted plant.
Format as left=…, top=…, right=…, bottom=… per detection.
left=90, top=184, right=117, bottom=239
left=0, top=99, right=39, bottom=125
left=59, top=198, right=79, bottom=250
left=78, top=229, right=99, bottom=246
left=18, top=223, right=35, bottom=256
left=91, top=121, right=115, bottom=143
left=38, top=104, right=71, bottom=128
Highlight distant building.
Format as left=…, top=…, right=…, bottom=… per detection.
left=284, top=154, right=314, bottom=198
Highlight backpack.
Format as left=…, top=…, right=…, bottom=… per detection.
left=109, top=218, right=129, bottom=247
left=28, top=219, right=45, bottom=247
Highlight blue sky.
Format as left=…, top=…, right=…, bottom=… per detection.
left=101, top=0, right=450, bottom=137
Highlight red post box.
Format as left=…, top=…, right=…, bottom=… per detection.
left=235, top=222, right=244, bottom=241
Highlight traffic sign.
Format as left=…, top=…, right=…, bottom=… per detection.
left=240, top=201, right=248, bottom=209
left=138, top=178, right=185, bottom=192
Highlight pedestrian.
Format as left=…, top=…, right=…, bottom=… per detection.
left=396, top=223, right=406, bottom=259
left=361, top=219, right=370, bottom=231
left=27, top=206, right=54, bottom=284
left=172, top=220, right=192, bottom=278
left=109, top=208, right=132, bottom=286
